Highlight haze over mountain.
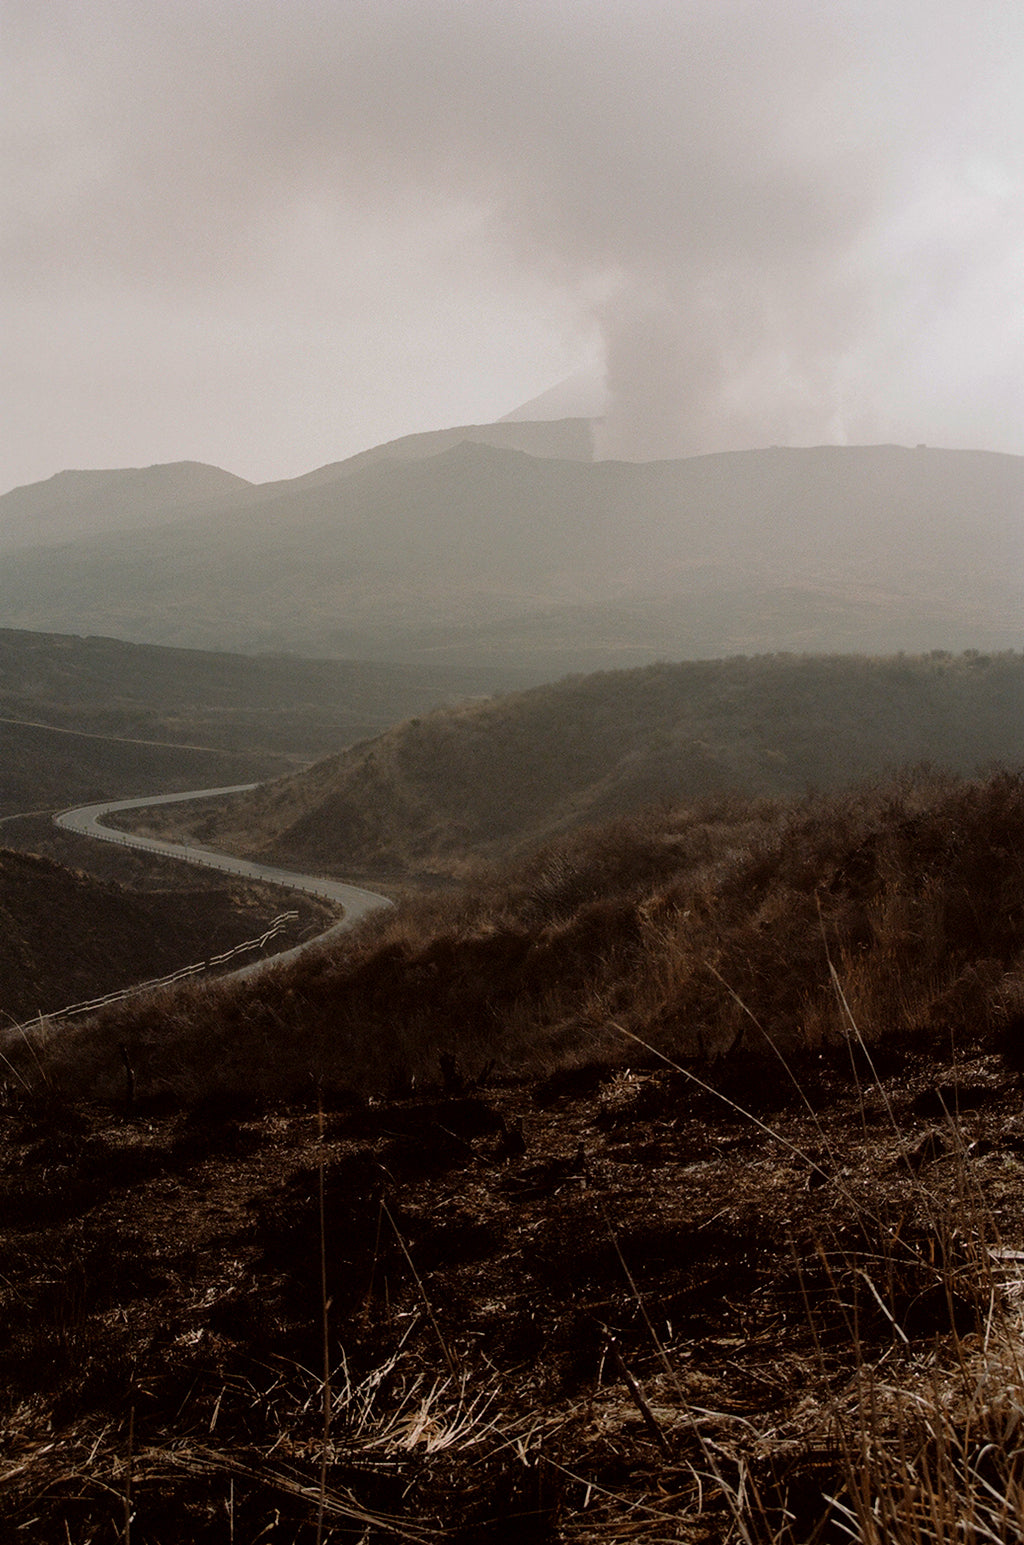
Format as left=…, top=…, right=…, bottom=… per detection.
left=499, top=364, right=607, bottom=424
left=0, top=416, right=593, bottom=552
left=1, top=434, right=1020, bottom=670
left=8, top=4, right=1024, bottom=493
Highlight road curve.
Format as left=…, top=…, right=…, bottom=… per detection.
left=55, top=784, right=393, bottom=954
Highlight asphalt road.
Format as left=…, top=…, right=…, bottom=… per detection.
left=55, top=784, right=393, bottom=955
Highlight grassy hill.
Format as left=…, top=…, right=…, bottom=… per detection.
left=20, top=764, right=1024, bottom=1097
left=0, top=443, right=1020, bottom=666
left=5, top=767, right=1024, bottom=1539
left=127, top=651, right=1024, bottom=879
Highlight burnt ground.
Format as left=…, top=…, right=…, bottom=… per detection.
left=2, top=1038, right=1024, bottom=1542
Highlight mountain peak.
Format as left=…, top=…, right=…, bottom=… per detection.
left=500, top=365, right=607, bottom=423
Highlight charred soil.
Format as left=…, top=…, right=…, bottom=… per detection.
left=2, top=1038, right=1024, bottom=1542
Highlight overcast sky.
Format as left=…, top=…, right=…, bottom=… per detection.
left=4, top=0, right=1024, bottom=493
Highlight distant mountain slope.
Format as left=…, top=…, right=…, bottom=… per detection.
left=0, top=417, right=592, bottom=552
left=129, top=651, right=1024, bottom=880
left=0, top=444, right=1020, bottom=664
left=0, top=462, right=252, bottom=549
left=274, top=415, right=595, bottom=492
left=0, top=626, right=528, bottom=760
left=499, top=365, right=607, bottom=422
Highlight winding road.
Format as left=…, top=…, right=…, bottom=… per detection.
left=55, top=783, right=393, bottom=966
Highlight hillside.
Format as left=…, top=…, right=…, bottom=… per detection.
left=125, top=651, right=1024, bottom=879
left=0, top=626, right=529, bottom=779
left=0, top=718, right=286, bottom=820
left=0, top=443, right=1020, bottom=665
left=0, top=846, right=329, bottom=1024
left=4, top=769, right=1024, bottom=1539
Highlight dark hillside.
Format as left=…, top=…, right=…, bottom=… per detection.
left=130, top=651, right=1024, bottom=879
left=0, top=847, right=329, bottom=1024
left=0, top=718, right=283, bottom=818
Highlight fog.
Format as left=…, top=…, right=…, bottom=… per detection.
left=4, top=1, right=1023, bottom=490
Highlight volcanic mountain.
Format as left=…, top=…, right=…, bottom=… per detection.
left=1, top=431, right=1020, bottom=670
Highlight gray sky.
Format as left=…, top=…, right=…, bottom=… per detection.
left=4, top=0, right=1024, bottom=493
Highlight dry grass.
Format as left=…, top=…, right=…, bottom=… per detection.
left=3, top=1035, right=1024, bottom=1540
left=5, top=768, right=1024, bottom=1538
left=8, top=766, right=1024, bottom=1113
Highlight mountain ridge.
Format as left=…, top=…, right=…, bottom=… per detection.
left=1, top=438, right=1020, bottom=668
left=0, top=460, right=253, bottom=548
left=0, top=417, right=594, bottom=549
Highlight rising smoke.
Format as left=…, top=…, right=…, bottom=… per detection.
left=5, top=0, right=1024, bottom=473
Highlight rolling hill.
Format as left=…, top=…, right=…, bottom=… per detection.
left=122, top=650, right=1024, bottom=880
left=0, top=441, right=1020, bottom=667
left=6, top=767, right=1024, bottom=1538
left=0, top=624, right=547, bottom=818
left=0, top=625, right=529, bottom=772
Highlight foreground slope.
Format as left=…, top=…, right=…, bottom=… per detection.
left=129, top=651, right=1024, bottom=879
left=4, top=770, right=1024, bottom=1540
left=0, top=443, right=1020, bottom=664
left=21, top=767, right=1024, bottom=1101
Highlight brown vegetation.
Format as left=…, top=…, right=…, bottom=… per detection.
left=6, top=766, right=1024, bottom=1538
left=128, top=650, right=1024, bottom=885
left=26, top=765, right=1024, bottom=1104
left=4, top=768, right=1024, bottom=1539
